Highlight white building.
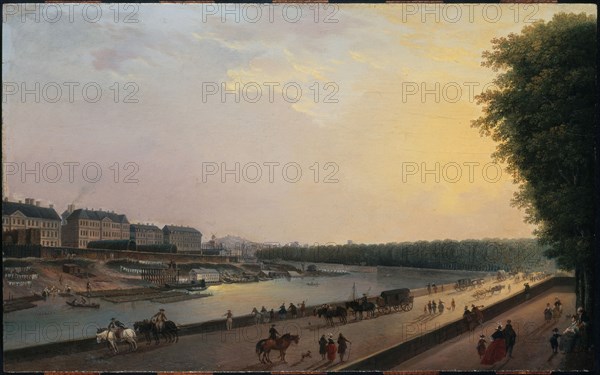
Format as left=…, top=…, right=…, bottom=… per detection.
left=189, top=268, right=220, bottom=283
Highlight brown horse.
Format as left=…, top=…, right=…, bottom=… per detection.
left=255, top=333, right=300, bottom=363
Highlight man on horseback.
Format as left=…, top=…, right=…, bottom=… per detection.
left=269, top=324, right=280, bottom=340
left=151, top=308, right=167, bottom=332
left=108, top=317, right=126, bottom=339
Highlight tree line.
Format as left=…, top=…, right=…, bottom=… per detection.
left=257, top=238, right=551, bottom=272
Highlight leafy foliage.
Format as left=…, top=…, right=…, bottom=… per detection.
left=471, top=13, right=596, bottom=309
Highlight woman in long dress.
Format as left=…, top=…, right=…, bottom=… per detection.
left=481, top=325, right=507, bottom=365
left=326, top=338, right=337, bottom=362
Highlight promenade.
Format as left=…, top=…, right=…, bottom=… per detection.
left=5, top=276, right=573, bottom=372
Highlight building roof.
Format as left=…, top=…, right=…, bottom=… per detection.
left=131, top=223, right=162, bottom=231
left=163, top=225, right=202, bottom=235
left=190, top=268, right=219, bottom=274
left=66, top=209, right=129, bottom=224
left=2, top=201, right=60, bottom=221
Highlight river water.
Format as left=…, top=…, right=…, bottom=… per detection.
left=3, top=264, right=490, bottom=349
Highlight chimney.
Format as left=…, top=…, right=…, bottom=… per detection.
left=18, top=200, right=22, bottom=204
left=3, top=197, right=8, bottom=202
left=35, top=200, right=40, bottom=207
left=49, top=204, right=54, bottom=209
left=68, top=204, right=75, bottom=213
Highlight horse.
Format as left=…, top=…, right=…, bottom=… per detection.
left=134, top=320, right=178, bottom=345
left=251, top=308, right=262, bottom=325
left=96, top=328, right=137, bottom=353
left=255, top=333, right=300, bottom=364
left=133, top=320, right=154, bottom=345
left=317, top=306, right=347, bottom=326
left=346, top=301, right=376, bottom=320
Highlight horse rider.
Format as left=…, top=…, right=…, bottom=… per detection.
left=151, top=308, right=167, bottom=332
left=108, top=317, right=126, bottom=339
left=463, top=306, right=471, bottom=317
left=269, top=324, right=280, bottom=340
left=361, top=293, right=368, bottom=306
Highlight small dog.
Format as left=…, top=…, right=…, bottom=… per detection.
left=300, top=351, right=312, bottom=360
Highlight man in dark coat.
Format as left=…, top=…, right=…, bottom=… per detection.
left=337, top=333, right=352, bottom=363
left=268, top=324, right=279, bottom=340
left=318, top=335, right=327, bottom=360
left=503, top=319, right=517, bottom=358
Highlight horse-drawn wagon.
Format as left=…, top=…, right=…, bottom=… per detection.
left=472, top=284, right=505, bottom=300
left=376, top=288, right=414, bottom=313
left=454, top=278, right=485, bottom=292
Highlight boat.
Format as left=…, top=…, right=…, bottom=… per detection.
left=66, top=300, right=100, bottom=309
left=187, top=286, right=208, bottom=292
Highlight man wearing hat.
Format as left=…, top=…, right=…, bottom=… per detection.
left=503, top=319, right=517, bottom=358
left=477, top=334, right=487, bottom=358
left=268, top=324, right=280, bottom=340
left=550, top=328, right=561, bottom=353
left=152, top=308, right=167, bottom=332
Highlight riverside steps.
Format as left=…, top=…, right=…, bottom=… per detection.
left=4, top=275, right=569, bottom=371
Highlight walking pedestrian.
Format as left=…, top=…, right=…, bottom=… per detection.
left=431, top=300, right=437, bottom=313
left=441, top=284, right=444, bottom=293
left=300, top=301, right=306, bottom=317
left=544, top=303, right=553, bottom=321
left=438, top=300, right=445, bottom=313
left=427, top=283, right=431, bottom=295
left=269, top=309, right=275, bottom=322
left=477, top=334, right=487, bottom=359
left=319, top=334, right=327, bottom=360
left=86, top=280, right=91, bottom=297
left=224, top=309, right=233, bottom=330
left=326, top=336, right=337, bottom=362
left=503, top=319, right=517, bottom=358
left=427, top=300, right=432, bottom=314
left=451, top=298, right=456, bottom=311
left=481, top=325, right=506, bottom=365
left=279, top=303, right=287, bottom=320
left=550, top=328, right=560, bottom=353
left=337, top=333, right=352, bottom=363
left=432, top=283, right=438, bottom=294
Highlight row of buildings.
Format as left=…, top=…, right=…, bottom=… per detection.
left=2, top=198, right=204, bottom=252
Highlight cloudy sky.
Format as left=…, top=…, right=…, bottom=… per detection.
left=2, top=4, right=595, bottom=244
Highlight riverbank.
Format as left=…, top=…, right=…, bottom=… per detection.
left=4, top=274, right=564, bottom=370
left=2, top=257, right=297, bottom=312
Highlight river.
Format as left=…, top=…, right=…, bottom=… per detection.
left=3, top=264, right=490, bottom=349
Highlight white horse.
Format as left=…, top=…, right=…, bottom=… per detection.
left=251, top=308, right=262, bottom=325
left=96, top=328, right=137, bottom=353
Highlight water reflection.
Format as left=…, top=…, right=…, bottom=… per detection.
left=3, top=266, right=490, bottom=349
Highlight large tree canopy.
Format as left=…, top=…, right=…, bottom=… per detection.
left=472, top=13, right=596, bottom=311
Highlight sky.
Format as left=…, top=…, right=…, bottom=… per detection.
left=2, top=4, right=596, bottom=245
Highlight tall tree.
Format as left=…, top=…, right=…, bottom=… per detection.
left=472, top=13, right=597, bottom=313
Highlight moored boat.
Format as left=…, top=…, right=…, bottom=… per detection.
left=66, top=300, right=100, bottom=309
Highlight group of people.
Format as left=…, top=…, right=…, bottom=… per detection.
left=477, top=319, right=517, bottom=365
left=551, top=306, right=591, bottom=354
left=108, top=308, right=168, bottom=338
left=318, top=333, right=351, bottom=363
left=426, top=283, right=443, bottom=295
left=424, top=299, right=450, bottom=314
left=249, top=301, right=308, bottom=326
left=543, top=297, right=563, bottom=321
